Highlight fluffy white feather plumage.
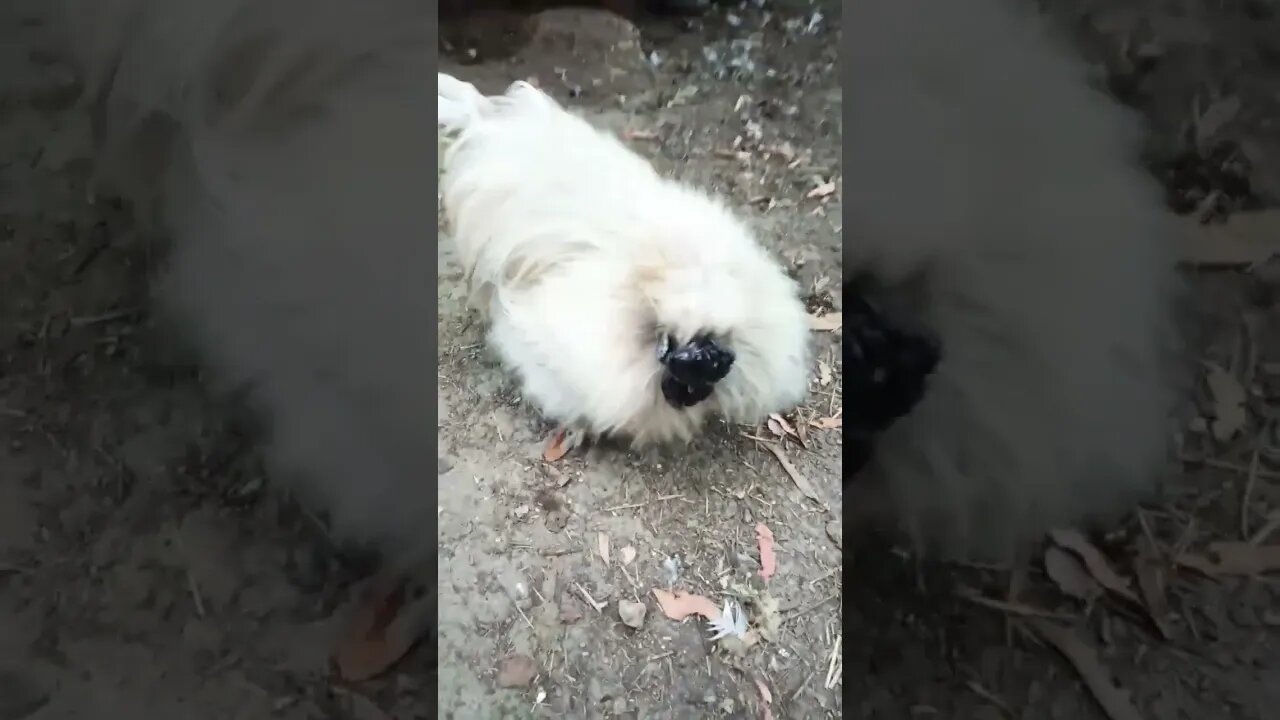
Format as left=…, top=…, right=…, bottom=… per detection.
left=438, top=74, right=811, bottom=445
left=59, top=0, right=438, bottom=569
left=846, top=0, right=1183, bottom=561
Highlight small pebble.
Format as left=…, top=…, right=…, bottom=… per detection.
left=618, top=600, right=647, bottom=629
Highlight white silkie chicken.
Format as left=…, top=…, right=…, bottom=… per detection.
left=58, top=0, right=438, bottom=642
left=437, top=74, right=812, bottom=449
left=842, top=0, right=1184, bottom=561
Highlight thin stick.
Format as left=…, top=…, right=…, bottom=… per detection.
left=823, top=633, right=842, bottom=689
left=574, top=582, right=605, bottom=612
left=957, top=591, right=1077, bottom=621
left=600, top=494, right=684, bottom=513
left=1242, top=438, right=1264, bottom=540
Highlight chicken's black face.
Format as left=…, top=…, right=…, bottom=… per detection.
left=844, top=281, right=942, bottom=475
left=657, top=333, right=735, bottom=408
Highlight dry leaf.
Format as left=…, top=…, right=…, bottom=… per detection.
left=769, top=413, right=797, bottom=436
left=769, top=413, right=792, bottom=436
left=621, top=545, right=637, bottom=565
left=755, top=675, right=774, bottom=720
left=767, top=413, right=802, bottom=446
left=1048, top=529, right=1140, bottom=605
left=808, top=311, right=842, bottom=332
left=543, top=428, right=570, bottom=462
left=809, top=415, right=842, bottom=430
left=1178, top=210, right=1280, bottom=267
left=825, top=521, right=842, bottom=549
left=496, top=654, right=538, bottom=688
left=794, top=420, right=809, bottom=448
left=766, top=416, right=786, bottom=438
left=1044, top=546, right=1102, bottom=602
left=651, top=588, right=721, bottom=622
left=1203, top=362, right=1247, bottom=442
left=1027, top=619, right=1143, bottom=720
left=761, top=442, right=824, bottom=505
left=1133, top=540, right=1174, bottom=639
left=597, top=532, right=610, bottom=564
left=806, top=180, right=836, bottom=199
left=333, top=578, right=425, bottom=682
left=1177, top=541, right=1280, bottom=576
left=756, top=523, right=777, bottom=582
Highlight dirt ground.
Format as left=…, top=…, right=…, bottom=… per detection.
left=2, top=0, right=1280, bottom=719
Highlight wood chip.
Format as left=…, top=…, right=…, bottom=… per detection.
left=1027, top=619, right=1143, bottom=720
left=1177, top=541, right=1280, bottom=576
left=1177, top=210, right=1280, bottom=268
left=808, top=311, right=842, bottom=332
left=806, top=180, right=836, bottom=199
left=809, top=415, right=842, bottom=430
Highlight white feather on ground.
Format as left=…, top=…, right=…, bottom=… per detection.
left=438, top=74, right=812, bottom=445
left=846, top=0, right=1184, bottom=561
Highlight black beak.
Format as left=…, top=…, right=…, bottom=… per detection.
left=659, top=335, right=735, bottom=408
left=844, top=284, right=942, bottom=475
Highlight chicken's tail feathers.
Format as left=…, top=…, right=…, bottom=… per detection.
left=437, top=73, right=559, bottom=135
left=437, top=72, right=489, bottom=132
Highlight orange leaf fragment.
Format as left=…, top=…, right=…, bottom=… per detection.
left=756, top=523, right=777, bottom=581
left=333, top=578, right=419, bottom=682
left=651, top=588, right=721, bottom=622
left=543, top=427, right=570, bottom=462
